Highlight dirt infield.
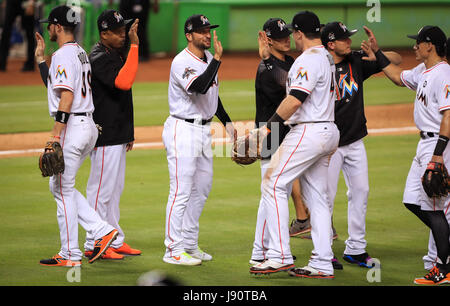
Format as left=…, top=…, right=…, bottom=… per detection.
left=0, top=50, right=419, bottom=158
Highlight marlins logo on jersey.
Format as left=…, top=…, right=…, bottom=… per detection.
left=338, top=72, right=358, bottom=100
left=55, top=65, right=67, bottom=79
left=296, top=67, right=308, bottom=81
left=182, top=67, right=196, bottom=79
left=445, top=85, right=450, bottom=99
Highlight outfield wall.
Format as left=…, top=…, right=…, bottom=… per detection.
left=42, top=0, right=450, bottom=55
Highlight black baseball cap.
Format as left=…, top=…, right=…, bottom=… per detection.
left=97, top=10, right=132, bottom=33
left=39, top=5, right=79, bottom=28
left=287, top=11, right=321, bottom=34
left=184, top=14, right=219, bottom=34
left=321, top=21, right=358, bottom=46
left=407, top=26, right=447, bottom=48
left=263, top=18, right=291, bottom=39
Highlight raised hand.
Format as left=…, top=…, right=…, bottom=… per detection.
left=35, top=32, right=46, bottom=63
left=258, top=31, right=270, bottom=60
left=129, top=19, right=140, bottom=45
left=213, top=30, right=223, bottom=61
left=363, top=26, right=380, bottom=53
left=361, top=40, right=376, bottom=61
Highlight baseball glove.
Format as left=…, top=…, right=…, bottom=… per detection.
left=422, top=161, right=449, bottom=198
left=39, top=141, right=65, bottom=177
left=231, top=129, right=262, bottom=165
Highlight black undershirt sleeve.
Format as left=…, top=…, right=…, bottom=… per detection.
left=288, top=89, right=309, bottom=103
left=38, top=61, right=49, bottom=88
left=188, top=58, right=221, bottom=94
left=215, top=96, right=232, bottom=126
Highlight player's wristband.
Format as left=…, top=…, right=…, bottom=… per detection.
left=55, top=111, right=70, bottom=124
left=433, top=135, right=449, bottom=156
left=375, top=49, right=391, bottom=69
left=266, top=112, right=285, bottom=134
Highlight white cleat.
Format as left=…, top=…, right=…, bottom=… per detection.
left=163, top=252, right=202, bottom=266
left=186, top=247, right=213, bottom=261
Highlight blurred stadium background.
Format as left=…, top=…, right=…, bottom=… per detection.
left=1, top=0, right=450, bottom=58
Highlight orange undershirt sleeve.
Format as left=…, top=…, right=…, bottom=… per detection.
left=114, top=44, right=139, bottom=91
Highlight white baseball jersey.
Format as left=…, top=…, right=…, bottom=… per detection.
left=285, top=45, right=336, bottom=124
left=168, top=48, right=219, bottom=120
left=401, top=62, right=450, bottom=132
left=47, top=42, right=94, bottom=115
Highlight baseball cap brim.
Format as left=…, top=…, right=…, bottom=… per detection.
left=346, top=29, right=358, bottom=37
left=407, top=34, right=419, bottom=40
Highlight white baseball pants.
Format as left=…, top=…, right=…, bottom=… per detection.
left=403, top=136, right=450, bottom=268
left=257, top=122, right=339, bottom=274
left=327, top=139, right=369, bottom=255
left=162, top=116, right=213, bottom=257
left=84, top=144, right=127, bottom=251
left=50, top=115, right=114, bottom=261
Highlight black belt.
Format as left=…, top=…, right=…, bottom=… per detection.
left=420, top=131, right=438, bottom=139
left=72, top=112, right=89, bottom=116
left=173, top=116, right=212, bottom=125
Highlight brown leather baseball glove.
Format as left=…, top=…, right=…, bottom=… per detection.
left=231, top=129, right=262, bottom=165
left=39, top=141, right=65, bottom=177
left=422, top=161, right=449, bottom=198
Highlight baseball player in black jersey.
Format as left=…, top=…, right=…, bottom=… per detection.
left=321, top=22, right=401, bottom=268
left=82, top=10, right=143, bottom=259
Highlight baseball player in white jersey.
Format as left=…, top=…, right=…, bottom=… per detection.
left=162, top=14, right=235, bottom=265
left=37, top=5, right=118, bottom=267
left=422, top=39, right=450, bottom=272
left=366, top=25, right=450, bottom=285
left=249, top=11, right=340, bottom=278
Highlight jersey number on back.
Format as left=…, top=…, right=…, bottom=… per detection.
left=81, top=70, right=92, bottom=98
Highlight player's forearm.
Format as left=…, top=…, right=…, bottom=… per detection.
left=276, top=95, right=302, bottom=120
left=382, top=64, right=404, bottom=87
left=384, top=51, right=402, bottom=65
left=215, top=96, right=232, bottom=126
left=50, top=90, right=74, bottom=138
left=38, top=61, right=49, bottom=88
left=188, top=58, right=221, bottom=94
left=114, top=44, right=139, bottom=91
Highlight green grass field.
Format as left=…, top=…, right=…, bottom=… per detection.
left=0, top=77, right=415, bottom=134
left=0, top=134, right=433, bottom=286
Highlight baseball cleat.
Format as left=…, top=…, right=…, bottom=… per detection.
left=40, top=254, right=81, bottom=267
left=186, top=247, right=212, bottom=261
left=332, top=256, right=343, bottom=270
left=289, top=218, right=311, bottom=237
left=249, top=258, right=265, bottom=265
left=288, top=266, right=334, bottom=279
left=112, top=242, right=141, bottom=256
left=85, top=248, right=124, bottom=260
left=342, top=252, right=374, bottom=268
left=414, top=266, right=450, bottom=285
left=163, top=252, right=202, bottom=266
left=89, top=229, right=119, bottom=263
left=249, top=259, right=294, bottom=275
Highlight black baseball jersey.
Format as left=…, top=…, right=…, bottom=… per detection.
left=334, top=50, right=381, bottom=147
left=255, top=54, right=294, bottom=158
left=89, top=43, right=134, bottom=147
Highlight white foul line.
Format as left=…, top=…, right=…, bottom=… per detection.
left=0, top=126, right=419, bottom=157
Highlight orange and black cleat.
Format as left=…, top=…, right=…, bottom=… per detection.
left=40, top=254, right=81, bottom=267
left=112, top=242, right=141, bottom=256
left=89, top=229, right=119, bottom=263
